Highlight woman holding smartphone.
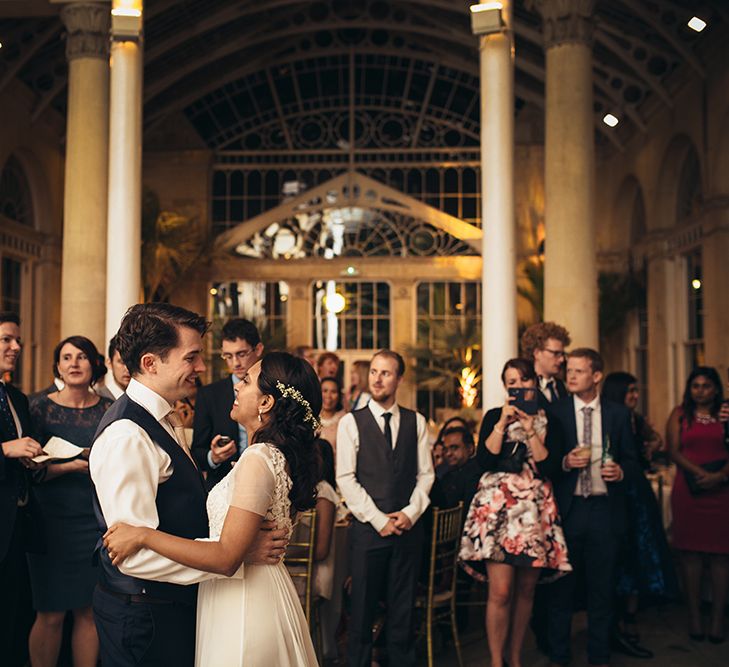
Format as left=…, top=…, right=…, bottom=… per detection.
left=460, top=358, right=571, bottom=667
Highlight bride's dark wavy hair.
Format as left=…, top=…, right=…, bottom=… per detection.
left=252, top=352, right=321, bottom=512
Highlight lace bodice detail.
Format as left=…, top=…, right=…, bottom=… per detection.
left=206, top=443, right=293, bottom=539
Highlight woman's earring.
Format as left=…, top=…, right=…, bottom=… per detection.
left=258, top=409, right=263, bottom=422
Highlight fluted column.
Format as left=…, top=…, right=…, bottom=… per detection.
left=538, top=0, right=598, bottom=348
left=476, top=0, right=518, bottom=410
left=60, top=2, right=110, bottom=348
left=105, top=0, right=143, bottom=344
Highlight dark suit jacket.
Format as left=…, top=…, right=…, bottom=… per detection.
left=547, top=396, right=638, bottom=535
left=0, top=384, right=32, bottom=560
left=191, top=377, right=240, bottom=488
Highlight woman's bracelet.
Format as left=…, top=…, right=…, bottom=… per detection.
left=493, top=425, right=504, bottom=435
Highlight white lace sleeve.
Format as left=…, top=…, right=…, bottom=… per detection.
left=229, top=445, right=275, bottom=516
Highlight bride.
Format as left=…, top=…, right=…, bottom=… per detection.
left=104, top=352, right=320, bottom=666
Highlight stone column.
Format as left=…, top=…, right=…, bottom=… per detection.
left=539, top=0, right=599, bottom=348
left=477, top=0, right=518, bottom=410
left=59, top=2, right=109, bottom=349
left=390, top=280, right=417, bottom=409
left=105, top=1, right=143, bottom=344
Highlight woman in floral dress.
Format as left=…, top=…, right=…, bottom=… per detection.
left=460, top=358, right=571, bottom=667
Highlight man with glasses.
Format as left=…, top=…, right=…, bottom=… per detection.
left=519, top=320, right=571, bottom=654
left=520, top=321, right=571, bottom=408
left=191, top=319, right=263, bottom=489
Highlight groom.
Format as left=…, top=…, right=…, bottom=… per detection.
left=89, top=303, right=287, bottom=667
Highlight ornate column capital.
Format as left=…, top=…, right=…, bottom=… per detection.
left=61, top=2, right=110, bottom=61
left=528, top=0, right=596, bottom=48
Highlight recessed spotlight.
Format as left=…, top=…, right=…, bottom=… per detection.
left=603, top=113, right=619, bottom=127
left=691, top=278, right=702, bottom=290
left=687, top=16, right=707, bottom=32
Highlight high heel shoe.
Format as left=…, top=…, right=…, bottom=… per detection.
left=708, top=635, right=725, bottom=644
left=688, top=632, right=705, bottom=642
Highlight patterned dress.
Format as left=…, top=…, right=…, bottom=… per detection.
left=459, top=415, right=571, bottom=581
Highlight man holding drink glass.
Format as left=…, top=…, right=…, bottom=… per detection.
left=546, top=348, right=638, bottom=667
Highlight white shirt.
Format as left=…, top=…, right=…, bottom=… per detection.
left=89, top=378, right=232, bottom=584
left=336, top=401, right=434, bottom=533
left=573, top=395, right=608, bottom=496
left=539, top=376, right=559, bottom=402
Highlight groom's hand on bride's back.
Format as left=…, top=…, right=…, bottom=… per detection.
left=244, top=520, right=288, bottom=564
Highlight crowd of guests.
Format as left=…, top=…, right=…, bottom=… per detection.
left=2, top=310, right=729, bottom=667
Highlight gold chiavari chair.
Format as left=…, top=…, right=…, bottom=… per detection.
left=415, top=502, right=464, bottom=667
left=284, top=509, right=322, bottom=655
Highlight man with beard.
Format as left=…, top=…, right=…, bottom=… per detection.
left=337, top=349, right=434, bottom=667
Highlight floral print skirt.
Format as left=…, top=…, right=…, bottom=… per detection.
left=459, top=466, right=571, bottom=582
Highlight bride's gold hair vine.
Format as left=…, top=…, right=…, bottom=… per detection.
left=275, top=380, right=321, bottom=433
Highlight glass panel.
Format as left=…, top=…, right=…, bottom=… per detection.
left=377, top=318, right=390, bottom=348
left=361, top=319, right=374, bottom=349
left=432, top=282, right=445, bottom=316
left=345, top=319, right=357, bottom=349
left=464, top=282, right=478, bottom=316
left=448, top=282, right=462, bottom=315
left=360, top=283, right=374, bottom=315
left=417, top=283, right=429, bottom=316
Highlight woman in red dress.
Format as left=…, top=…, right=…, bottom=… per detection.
left=667, top=366, right=729, bottom=643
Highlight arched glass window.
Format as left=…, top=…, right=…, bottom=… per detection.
left=0, top=156, right=34, bottom=227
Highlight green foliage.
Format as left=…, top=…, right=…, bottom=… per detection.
left=141, top=188, right=212, bottom=302
left=517, top=258, right=544, bottom=321
left=407, top=319, right=481, bottom=406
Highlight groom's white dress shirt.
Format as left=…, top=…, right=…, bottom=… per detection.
left=90, top=378, right=235, bottom=584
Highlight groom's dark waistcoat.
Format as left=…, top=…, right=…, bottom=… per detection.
left=90, top=394, right=209, bottom=605
left=352, top=405, right=418, bottom=515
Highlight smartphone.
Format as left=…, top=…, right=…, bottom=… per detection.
left=216, top=436, right=233, bottom=448
left=508, top=387, right=538, bottom=415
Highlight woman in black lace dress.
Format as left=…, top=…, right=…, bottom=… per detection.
left=27, top=336, right=112, bottom=667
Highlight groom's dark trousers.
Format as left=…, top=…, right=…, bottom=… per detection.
left=93, top=587, right=196, bottom=666
left=90, top=396, right=208, bottom=667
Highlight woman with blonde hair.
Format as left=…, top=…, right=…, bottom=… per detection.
left=348, top=359, right=371, bottom=411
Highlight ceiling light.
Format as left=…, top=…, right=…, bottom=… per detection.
left=687, top=17, right=707, bottom=33
left=691, top=279, right=702, bottom=290
left=324, top=292, right=346, bottom=314
left=603, top=113, right=619, bottom=127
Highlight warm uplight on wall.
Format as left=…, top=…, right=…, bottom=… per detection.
left=470, top=2, right=505, bottom=35
left=111, top=0, right=143, bottom=40
left=691, top=278, right=702, bottom=290
left=603, top=113, right=619, bottom=127
left=687, top=17, right=707, bottom=33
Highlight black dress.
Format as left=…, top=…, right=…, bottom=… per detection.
left=27, top=394, right=112, bottom=611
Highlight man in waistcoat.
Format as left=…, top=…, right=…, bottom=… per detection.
left=337, top=349, right=434, bottom=667
left=89, top=303, right=287, bottom=667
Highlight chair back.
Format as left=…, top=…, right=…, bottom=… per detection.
left=284, top=508, right=317, bottom=623
left=426, top=503, right=464, bottom=606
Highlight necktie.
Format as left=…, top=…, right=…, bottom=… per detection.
left=579, top=406, right=593, bottom=497
left=167, top=410, right=195, bottom=465
left=0, top=383, right=19, bottom=440
left=382, top=412, right=393, bottom=450
left=546, top=379, right=557, bottom=403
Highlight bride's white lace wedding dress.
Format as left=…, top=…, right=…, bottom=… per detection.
left=195, top=443, right=318, bottom=666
